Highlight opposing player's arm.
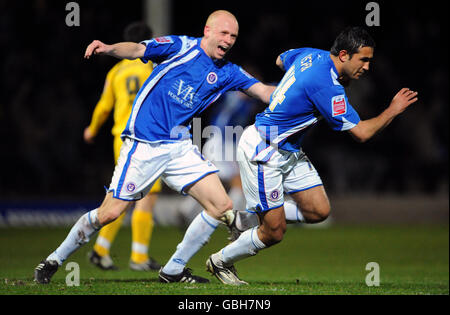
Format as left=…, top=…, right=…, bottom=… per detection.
left=84, top=40, right=146, bottom=60
left=84, top=73, right=116, bottom=143
left=349, top=88, right=418, bottom=143
left=244, top=82, right=277, bottom=104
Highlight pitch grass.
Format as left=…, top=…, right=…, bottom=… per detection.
left=0, top=224, right=448, bottom=295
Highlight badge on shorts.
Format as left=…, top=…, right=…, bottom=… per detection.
left=126, top=182, right=136, bottom=193
left=206, top=72, right=218, bottom=84
left=269, top=189, right=281, bottom=201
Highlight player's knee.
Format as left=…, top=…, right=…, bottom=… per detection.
left=210, top=196, right=233, bottom=217
left=309, top=204, right=331, bottom=223
left=261, top=224, right=286, bottom=247
left=97, top=207, right=122, bottom=225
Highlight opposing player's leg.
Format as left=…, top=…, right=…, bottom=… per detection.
left=129, top=181, right=162, bottom=271
left=34, top=192, right=130, bottom=284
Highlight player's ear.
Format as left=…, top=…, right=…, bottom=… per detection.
left=204, top=25, right=211, bottom=37
left=338, top=50, right=349, bottom=63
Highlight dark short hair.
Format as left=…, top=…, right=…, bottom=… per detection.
left=330, top=26, right=376, bottom=57
left=123, top=21, right=153, bottom=43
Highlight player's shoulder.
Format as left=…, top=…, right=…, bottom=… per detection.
left=297, top=49, right=341, bottom=90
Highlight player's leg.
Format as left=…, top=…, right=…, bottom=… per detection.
left=34, top=192, right=131, bottom=283
left=90, top=135, right=128, bottom=270
left=159, top=173, right=232, bottom=282
left=283, top=152, right=330, bottom=224
left=159, top=142, right=230, bottom=283
left=35, top=138, right=163, bottom=284
left=129, top=179, right=162, bottom=271
left=287, top=185, right=330, bottom=224
left=207, top=206, right=286, bottom=285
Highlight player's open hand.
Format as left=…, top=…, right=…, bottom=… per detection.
left=84, top=40, right=110, bottom=59
left=390, top=88, right=418, bottom=115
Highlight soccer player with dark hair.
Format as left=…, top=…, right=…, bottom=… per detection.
left=207, top=27, right=418, bottom=285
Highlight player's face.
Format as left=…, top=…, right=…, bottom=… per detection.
left=204, top=16, right=238, bottom=59
left=343, top=46, right=374, bottom=80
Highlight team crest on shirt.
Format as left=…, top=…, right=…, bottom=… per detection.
left=126, top=182, right=136, bottom=193
left=206, top=72, right=218, bottom=84
left=331, top=95, right=347, bottom=117
left=269, top=189, right=281, bottom=201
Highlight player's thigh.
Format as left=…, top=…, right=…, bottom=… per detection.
left=289, top=185, right=330, bottom=218
left=185, top=172, right=232, bottom=219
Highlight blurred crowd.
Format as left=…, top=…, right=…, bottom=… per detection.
left=0, top=0, right=447, bottom=200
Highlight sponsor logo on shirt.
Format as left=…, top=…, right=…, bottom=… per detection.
left=168, top=79, right=197, bottom=109
left=331, top=95, right=347, bottom=116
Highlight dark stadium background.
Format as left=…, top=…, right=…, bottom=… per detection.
left=0, top=0, right=447, bottom=216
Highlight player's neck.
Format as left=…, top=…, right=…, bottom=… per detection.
left=329, top=53, right=350, bottom=86
left=329, top=53, right=343, bottom=77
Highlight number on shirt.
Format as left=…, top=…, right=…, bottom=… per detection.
left=126, top=76, right=140, bottom=103
left=269, top=65, right=296, bottom=112
left=300, top=54, right=313, bottom=72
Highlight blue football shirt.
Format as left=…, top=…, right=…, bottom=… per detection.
left=121, top=35, right=259, bottom=143
left=255, top=47, right=360, bottom=152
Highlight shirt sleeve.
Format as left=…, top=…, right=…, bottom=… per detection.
left=310, top=86, right=361, bottom=131
left=279, top=48, right=307, bottom=71
left=139, top=35, right=183, bottom=64
left=227, top=65, right=260, bottom=91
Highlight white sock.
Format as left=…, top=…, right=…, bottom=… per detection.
left=284, top=199, right=305, bottom=223
left=47, top=209, right=102, bottom=265
left=221, top=227, right=266, bottom=265
left=162, top=211, right=220, bottom=275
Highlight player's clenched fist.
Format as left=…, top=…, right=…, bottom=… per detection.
left=84, top=40, right=111, bottom=59
left=389, top=88, right=418, bottom=114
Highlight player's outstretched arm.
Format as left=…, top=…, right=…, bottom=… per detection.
left=349, top=88, right=418, bottom=143
left=84, top=40, right=146, bottom=60
left=244, top=83, right=277, bottom=104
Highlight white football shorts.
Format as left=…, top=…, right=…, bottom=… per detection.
left=237, top=125, right=323, bottom=213
left=108, top=137, right=218, bottom=200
